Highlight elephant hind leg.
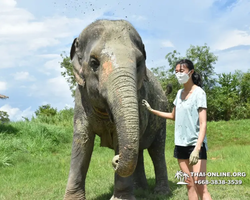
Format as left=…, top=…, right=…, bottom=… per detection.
left=147, top=126, right=171, bottom=195
left=133, top=150, right=148, bottom=190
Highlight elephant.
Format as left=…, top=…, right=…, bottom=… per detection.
left=64, top=19, right=171, bottom=200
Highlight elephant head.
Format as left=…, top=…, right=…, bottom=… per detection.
left=70, top=20, right=148, bottom=177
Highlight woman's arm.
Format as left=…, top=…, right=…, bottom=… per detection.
left=150, top=107, right=175, bottom=120
left=142, top=99, right=175, bottom=120
left=189, top=107, right=207, bottom=165
left=195, top=107, right=207, bottom=151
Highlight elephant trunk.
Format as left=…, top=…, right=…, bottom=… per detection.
left=108, top=67, right=139, bottom=177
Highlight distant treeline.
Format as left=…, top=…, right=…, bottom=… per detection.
left=151, top=44, right=250, bottom=121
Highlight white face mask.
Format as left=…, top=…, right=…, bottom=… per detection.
left=175, top=71, right=191, bottom=84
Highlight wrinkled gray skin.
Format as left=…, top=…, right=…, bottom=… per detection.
left=64, top=19, right=170, bottom=200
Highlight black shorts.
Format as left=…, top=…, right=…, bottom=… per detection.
left=174, top=143, right=207, bottom=160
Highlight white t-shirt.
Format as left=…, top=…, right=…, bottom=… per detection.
left=173, top=86, right=208, bottom=150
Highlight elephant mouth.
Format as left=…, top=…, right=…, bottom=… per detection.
left=93, top=106, right=113, bottom=121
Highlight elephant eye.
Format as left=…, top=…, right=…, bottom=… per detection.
left=89, top=57, right=100, bottom=72
left=136, top=55, right=144, bottom=68
left=78, top=57, right=83, bottom=63
left=137, top=60, right=141, bottom=68
left=136, top=58, right=144, bottom=71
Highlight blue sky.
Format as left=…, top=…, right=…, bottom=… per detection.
left=0, top=0, right=250, bottom=121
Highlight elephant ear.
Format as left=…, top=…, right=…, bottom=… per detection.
left=142, top=43, right=147, bottom=60
left=137, top=42, right=148, bottom=89
left=142, top=43, right=149, bottom=82
left=70, top=38, right=85, bottom=87
left=143, top=66, right=149, bottom=82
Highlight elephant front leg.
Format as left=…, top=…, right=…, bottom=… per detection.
left=64, top=131, right=95, bottom=200
left=110, top=149, right=136, bottom=200
left=110, top=173, right=136, bottom=200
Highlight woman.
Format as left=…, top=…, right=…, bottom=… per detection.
left=142, top=59, right=212, bottom=200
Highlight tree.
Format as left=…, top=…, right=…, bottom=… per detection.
left=151, top=66, right=180, bottom=112
left=186, top=44, right=218, bottom=89
left=207, top=72, right=240, bottom=121
left=152, top=44, right=218, bottom=112
left=0, top=111, right=10, bottom=123
left=165, top=44, right=218, bottom=89
left=207, top=70, right=250, bottom=121
left=35, top=104, right=57, bottom=117
left=238, top=70, right=250, bottom=103
left=60, top=52, right=76, bottom=97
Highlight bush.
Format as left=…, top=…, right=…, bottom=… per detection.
left=35, top=104, right=57, bottom=117
left=32, top=106, right=74, bottom=126
left=0, top=120, right=73, bottom=167
left=207, top=71, right=250, bottom=121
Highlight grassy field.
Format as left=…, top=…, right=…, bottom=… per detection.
left=0, top=117, right=250, bottom=200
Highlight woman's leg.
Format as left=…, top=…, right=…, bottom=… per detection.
left=191, top=159, right=212, bottom=200
left=178, top=159, right=199, bottom=200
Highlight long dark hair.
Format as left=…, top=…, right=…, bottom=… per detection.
left=175, top=59, right=202, bottom=87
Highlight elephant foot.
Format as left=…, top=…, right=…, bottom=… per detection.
left=110, top=195, right=136, bottom=200
left=134, top=181, right=148, bottom=190
left=153, top=185, right=171, bottom=195
left=63, top=189, right=86, bottom=200
left=63, top=188, right=86, bottom=200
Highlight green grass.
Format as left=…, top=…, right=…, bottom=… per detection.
left=0, top=118, right=250, bottom=200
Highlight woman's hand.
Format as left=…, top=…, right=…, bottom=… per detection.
left=142, top=99, right=152, bottom=112
left=189, top=149, right=199, bottom=165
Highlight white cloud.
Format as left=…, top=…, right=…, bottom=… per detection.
left=29, top=37, right=60, bottom=51
left=46, top=76, right=72, bottom=98
left=13, top=71, right=36, bottom=81
left=0, top=81, right=7, bottom=91
left=0, top=2, right=88, bottom=69
left=37, top=55, right=63, bottom=76
left=26, top=75, right=73, bottom=106
left=0, top=104, right=33, bottom=121
left=215, top=47, right=250, bottom=73
left=218, top=0, right=250, bottom=28
left=29, top=84, right=38, bottom=91
left=192, top=0, right=214, bottom=9
left=44, top=57, right=62, bottom=72
left=0, top=0, right=16, bottom=8
left=213, top=30, right=250, bottom=51
left=38, top=54, right=61, bottom=59
left=161, top=40, right=174, bottom=48
left=65, top=104, right=73, bottom=109
left=131, top=15, right=147, bottom=21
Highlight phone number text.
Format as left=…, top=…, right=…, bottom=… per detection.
left=195, top=180, right=243, bottom=185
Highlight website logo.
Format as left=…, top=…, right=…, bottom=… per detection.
left=175, top=170, right=189, bottom=185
